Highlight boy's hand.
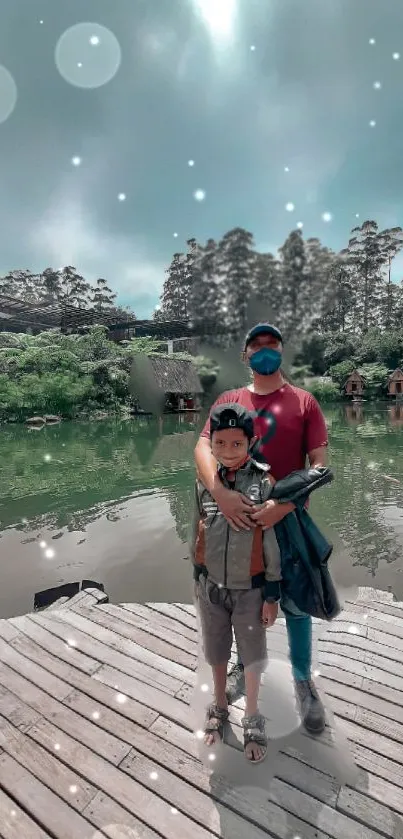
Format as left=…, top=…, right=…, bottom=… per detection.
left=262, top=600, right=278, bottom=627
left=213, top=485, right=255, bottom=531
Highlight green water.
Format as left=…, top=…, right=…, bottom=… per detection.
left=1, top=403, right=403, bottom=619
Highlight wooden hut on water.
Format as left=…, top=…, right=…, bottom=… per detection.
left=387, top=367, right=403, bottom=398
left=343, top=369, right=366, bottom=399
left=147, top=355, right=203, bottom=412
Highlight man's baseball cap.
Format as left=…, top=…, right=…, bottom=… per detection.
left=244, top=323, right=283, bottom=349
left=210, top=403, right=254, bottom=440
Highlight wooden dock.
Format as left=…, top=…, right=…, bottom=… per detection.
left=0, top=586, right=402, bottom=839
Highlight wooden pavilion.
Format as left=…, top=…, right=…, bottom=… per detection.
left=342, top=369, right=366, bottom=398
left=387, top=367, right=403, bottom=398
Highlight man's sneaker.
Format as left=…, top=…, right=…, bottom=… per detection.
left=226, top=663, right=245, bottom=704
left=295, top=679, right=326, bottom=734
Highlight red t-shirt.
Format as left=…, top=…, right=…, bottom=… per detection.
left=200, top=384, right=328, bottom=480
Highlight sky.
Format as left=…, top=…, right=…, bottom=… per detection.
left=1, top=0, right=403, bottom=318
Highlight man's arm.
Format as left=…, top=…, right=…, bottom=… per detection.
left=194, top=437, right=255, bottom=530
left=308, top=446, right=328, bottom=469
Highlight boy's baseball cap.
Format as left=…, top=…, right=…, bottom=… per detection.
left=210, top=403, right=254, bottom=440
left=244, top=323, right=283, bottom=349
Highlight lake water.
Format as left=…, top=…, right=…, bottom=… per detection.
left=1, top=402, right=403, bottom=619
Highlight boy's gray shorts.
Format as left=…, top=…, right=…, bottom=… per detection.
left=195, top=576, right=267, bottom=669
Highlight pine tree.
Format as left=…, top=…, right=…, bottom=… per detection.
left=277, top=230, right=307, bottom=340
left=320, top=255, right=356, bottom=333
left=160, top=253, right=188, bottom=320
left=253, top=252, right=282, bottom=323
left=216, top=227, right=255, bottom=342
left=187, top=238, right=223, bottom=339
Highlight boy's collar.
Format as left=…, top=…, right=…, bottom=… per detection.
left=218, top=455, right=270, bottom=478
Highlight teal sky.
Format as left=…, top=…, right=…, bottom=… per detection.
left=1, top=0, right=403, bottom=317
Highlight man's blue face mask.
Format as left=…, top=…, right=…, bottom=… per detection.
left=249, top=346, right=282, bottom=375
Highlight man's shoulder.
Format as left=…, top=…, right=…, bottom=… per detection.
left=284, top=382, right=316, bottom=408
left=214, top=387, right=248, bottom=403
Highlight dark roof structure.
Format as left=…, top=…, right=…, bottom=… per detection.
left=148, top=355, right=202, bottom=393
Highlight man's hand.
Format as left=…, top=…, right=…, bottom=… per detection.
left=262, top=600, right=278, bottom=627
left=249, top=499, right=284, bottom=530
left=213, top=485, right=255, bottom=531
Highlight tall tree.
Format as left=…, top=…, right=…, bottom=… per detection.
left=91, top=278, right=117, bottom=312
left=376, top=226, right=403, bottom=329
left=339, top=221, right=387, bottom=333
left=187, top=238, right=224, bottom=339
left=320, top=254, right=356, bottom=333
left=160, top=253, right=188, bottom=320
left=216, top=227, right=255, bottom=341
left=277, top=229, right=307, bottom=341
left=253, top=251, right=281, bottom=321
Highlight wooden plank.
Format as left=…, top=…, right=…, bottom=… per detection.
left=120, top=603, right=197, bottom=641
left=317, top=650, right=403, bottom=693
left=362, top=675, right=403, bottom=708
left=345, top=599, right=403, bottom=620
left=146, top=603, right=198, bottom=631
left=101, top=604, right=197, bottom=652
left=339, top=715, right=403, bottom=767
left=87, top=604, right=197, bottom=666
left=319, top=663, right=403, bottom=710
left=319, top=672, right=403, bottom=725
left=0, top=662, right=131, bottom=766
left=63, top=687, right=336, bottom=836
left=319, top=631, right=403, bottom=666
left=59, top=588, right=108, bottom=610
left=8, top=632, right=158, bottom=730
left=0, top=638, right=74, bottom=701
left=93, top=666, right=193, bottom=730
left=329, top=695, right=403, bottom=758
left=347, top=742, right=403, bottom=791
left=0, top=753, right=98, bottom=839
left=318, top=640, right=403, bottom=677
left=0, top=621, right=20, bottom=643
left=82, top=791, right=163, bottom=839
left=9, top=614, right=102, bottom=675
left=0, top=715, right=97, bottom=813
left=15, top=613, right=185, bottom=694
left=366, top=626, right=403, bottom=654
left=0, top=684, right=41, bottom=731
left=337, top=787, right=403, bottom=838
left=27, top=718, right=241, bottom=839
left=0, top=786, right=52, bottom=839
left=355, top=587, right=395, bottom=603
left=48, top=609, right=196, bottom=685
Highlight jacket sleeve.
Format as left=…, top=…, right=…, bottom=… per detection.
left=267, top=467, right=334, bottom=507
left=262, top=528, right=282, bottom=602
left=188, top=480, right=203, bottom=564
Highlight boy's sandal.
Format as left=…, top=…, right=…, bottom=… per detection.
left=204, top=703, right=229, bottom=742
left=242, top=713, right=268, bottom=763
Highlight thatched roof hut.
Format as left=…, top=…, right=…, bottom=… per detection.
left=148, top=355, right=202, bottom=395
left=387, top=367, right=403, bottom=397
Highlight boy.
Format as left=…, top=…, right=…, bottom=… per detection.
left=192, top=403, right=281, bottom=764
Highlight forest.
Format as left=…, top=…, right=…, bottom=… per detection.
left=1, top=219, right=403, bottom=419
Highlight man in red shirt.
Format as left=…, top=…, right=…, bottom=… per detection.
left=194, top=323, right=329, bottom=734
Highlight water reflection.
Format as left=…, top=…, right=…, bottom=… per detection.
left=0, top=402, right=403, bottom=616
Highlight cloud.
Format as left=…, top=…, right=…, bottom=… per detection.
left=30, top=190, right=166, bottom=308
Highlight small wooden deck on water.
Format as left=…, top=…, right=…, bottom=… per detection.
left=0, top=586, right=402, bottom=839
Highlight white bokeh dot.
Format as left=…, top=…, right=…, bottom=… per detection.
left=369, top=38, right=376, bottom=45
left=322, top=212, right=332, bottom=222
left=71, top=156, right=82, bottom=166
left=285, top=202, right=295, bottom=212
left=173, top=232, right=178, bottom=237
left=369, top=120, right=376, bottom=127
left=55, top=23, right=121, bottom=89
left=44, top=548, right=55, bottom=559
left=0, top=65, right=18, bottom=124
left=188, top=159, right=195, bottom=166
left=373, top=81, right=382, bottom=90
left=297, top=221, right=303, bottom=229
left=393, top=52, right=400, bottom=60
left=194, top=189, right=206, bottom=201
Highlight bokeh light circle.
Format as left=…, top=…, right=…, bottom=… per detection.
left=0, top=65, right=18, bottom=124
left=55, top=23, right=121, bottom=89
